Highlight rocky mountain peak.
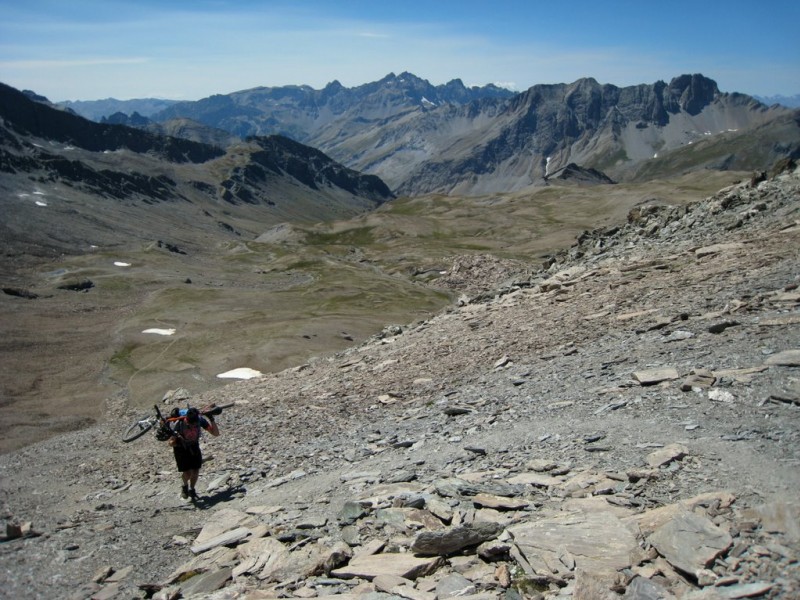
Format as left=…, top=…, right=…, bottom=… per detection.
left=666, top=73, right=721, bottom=115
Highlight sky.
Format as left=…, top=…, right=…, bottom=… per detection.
left=0, top=0, right=798, bottom=102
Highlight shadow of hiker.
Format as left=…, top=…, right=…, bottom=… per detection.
left=193, top=485, right=246, bottom=509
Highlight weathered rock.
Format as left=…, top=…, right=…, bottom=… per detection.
left=647, top=510, right=733, bottom=575
left=506, top=472, right=563, bottom=487
left=646, top=443, right=688, bottom=468
left=764, top=349, right=800, bottom=367
left=436, top=573, right=477, bottom=598
left=330, top=553, right=443, bottom=580
left=471, top=493, right=529, bottom=510
left=178, top=567, right=232, bottom=597
left=622, top=576, right=676, bottom=599
left=695, top=242, right=743, bottom=258
left=411, top=522, right=504, bottom=556
left=633, top=367, right=680, bottom=385
left=190, top=526, right=251, bottom=554
left=509, top=508, right=640, bottom=573
left=573, top=568, right=626, bottom=600
left=680, top=368, right=716, bottom=391
left=741, top=500, right=800, bottom=542
left=624, top=491, right=736, bottom=537
left=232, top=536, right=289, bottom=579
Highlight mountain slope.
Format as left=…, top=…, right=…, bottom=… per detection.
left=366, top=75, right=798, bottom=195
left=1, top=162, right=798, bottom=599
left=0, top=82, right=394, bottom=260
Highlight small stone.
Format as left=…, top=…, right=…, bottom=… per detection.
left=633, top=367, right=680, bottom=386
left=708, top=320, right=739, bottom=334
left=764, top=349, right=800, bottom=367
left=646, top=443, right=688, bottom=468
left=411, top=522, right=504, bottom=556
left=709, top=389, right=735, bottom=403
left=680, top=368, right=716, bottom=391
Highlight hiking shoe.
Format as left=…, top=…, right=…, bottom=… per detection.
left=188, top=488, right=198, bottom=500
left=181, top=485, right=189, bottom=499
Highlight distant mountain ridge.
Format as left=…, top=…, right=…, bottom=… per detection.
left=130, top=72, right=799, bottom=195
left=22, top=72, right=800, bottom=198
left=151, top=72, right=514, bottom=140
left=755, top=93, right=800, bottom=108
left=59, top=97, right=178, bottom=120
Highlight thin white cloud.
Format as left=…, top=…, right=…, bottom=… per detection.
left=0, top=57, right=148, bottom=69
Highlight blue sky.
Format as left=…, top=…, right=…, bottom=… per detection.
left=1, top=0, right=798, bottom=101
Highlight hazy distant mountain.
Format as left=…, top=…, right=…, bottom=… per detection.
left=754, top=94, right=800, bottom=108
left=59, top=97, right=179, bottom=121
left=152, top=72, right=514, bottom=140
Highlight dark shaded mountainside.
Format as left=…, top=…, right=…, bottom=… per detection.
left=83, top=72, right=800, bottom=196
left=0, top=81, right=394, bottom=261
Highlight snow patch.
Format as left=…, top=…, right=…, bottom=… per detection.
left=142, top=328, right=176, bottom=336
left=35, top=201, right=48, bottom=207
left=217, top=368, right=264, bottom=380
left=545, top=157, right=552, bottom=176
left=114, top=261, right=131, bottom=267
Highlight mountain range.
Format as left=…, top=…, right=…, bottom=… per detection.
left=55, top=72, right=800, bottom=195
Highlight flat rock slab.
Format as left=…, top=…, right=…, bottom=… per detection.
left=646, top=443, right=688, bottom=468
left=633, top=367, right=679, bottom=385
left=647, top=510, right=732, bottom=575
left=330, top=553, right=443, bottom=581
left=764, top=349, right=800, bottom=367
left=411, top=522, right=504, bottom=556
left=508, top=509, right=639, bottom=573
left=743, top=500, right=800, bottom=543
left=232, top=536, right=289, bottom=579
left=193, top=508, right=258, bottom=545
left=715, top=582, right=774, bottom=599
left=179, top=567, right=232, bottom=597
left=506, top=472, right=564, bottom=487
left=695, top=242, right=744, bottom=258
left=471, top=493, right=529, bottom=510
left=624, top=491, right=735, bottom=537
left=190, top=526, right=251, bottom=554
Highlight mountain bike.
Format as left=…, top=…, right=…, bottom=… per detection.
left=121, top=402, right=233, bottom=443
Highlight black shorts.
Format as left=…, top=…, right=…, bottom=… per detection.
left=173, top=443, right=203, bottom=472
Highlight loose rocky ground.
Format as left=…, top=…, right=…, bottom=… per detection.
left=1, top=167, right=799, bottom=599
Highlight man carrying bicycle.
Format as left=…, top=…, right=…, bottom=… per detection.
left=167, top=407, right=219, bottom=501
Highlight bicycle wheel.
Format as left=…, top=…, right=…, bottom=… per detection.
left=122, top=416, right=156, bottom=442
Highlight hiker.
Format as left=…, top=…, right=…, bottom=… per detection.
left=167, top=406, right=219, bottom=500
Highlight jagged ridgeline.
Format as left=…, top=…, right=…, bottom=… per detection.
left=60, top=72, right=800, bottom=196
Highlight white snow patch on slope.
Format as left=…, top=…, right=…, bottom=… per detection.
left=217, top=368, right=264, bottom=380
left=142, top=328, right=176, bottom=336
